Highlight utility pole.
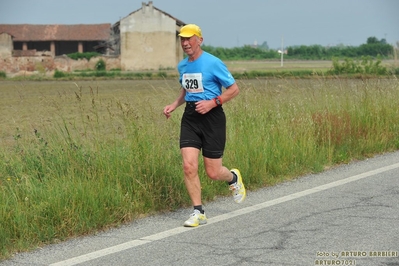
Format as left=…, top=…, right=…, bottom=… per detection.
left=277, top=35, right=285, bottom=67
left=280, top=35, right=284, bottom=67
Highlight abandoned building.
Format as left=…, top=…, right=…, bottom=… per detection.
left=119, top=1, right=185, bottom=70
left=0, top=24, right=111, bottom=57
left=0, top=1, right=186, bottom=73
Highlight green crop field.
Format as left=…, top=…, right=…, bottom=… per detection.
left=226, top=60, right=333, bottom=72
left=1, top=73, right=399, bottom=260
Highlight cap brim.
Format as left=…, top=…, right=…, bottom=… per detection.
left=178, top=33, right=194, bottom=37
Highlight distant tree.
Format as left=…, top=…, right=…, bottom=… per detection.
left=259, top=41, right=269, bottom=50
left=358, top=42, right=392, bottom=57
left=202, top=36, right=394, bottom=60
left=367, top=37, right=379, bottom=44
left=360, top=36, right=392, bottom=57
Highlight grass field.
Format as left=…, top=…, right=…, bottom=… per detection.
left=226, top=60, right=333, bottom=72
left=1, top=67, right=399, bottom=260
left=3, top=59, right=398, bottom=80
left=226, top=59, right=398, bottom=73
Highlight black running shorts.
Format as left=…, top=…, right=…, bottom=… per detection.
left=180, top=101, right=226, bottom=159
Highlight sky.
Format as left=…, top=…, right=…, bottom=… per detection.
left=0, top=0, right=398, bottom=49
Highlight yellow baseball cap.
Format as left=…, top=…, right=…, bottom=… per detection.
left=178, top=24, right=202, bottom=38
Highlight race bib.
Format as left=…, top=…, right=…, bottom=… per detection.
left=182, top=73, right=204, bottom=93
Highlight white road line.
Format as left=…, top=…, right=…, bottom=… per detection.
left=50, top=162, right=399, bottom=266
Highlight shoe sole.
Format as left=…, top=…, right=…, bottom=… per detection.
left=184, top=221, right=207, bottom=227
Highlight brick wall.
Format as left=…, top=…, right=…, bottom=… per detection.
left=0, top=54, right=121, bottom=76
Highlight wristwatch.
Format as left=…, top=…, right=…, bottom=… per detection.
left=214, top=96, right=223, bottom=106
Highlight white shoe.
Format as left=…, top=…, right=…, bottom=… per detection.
left=183, top=209, right=207, bottom=227
left=230, top=169, right=246, bottom=203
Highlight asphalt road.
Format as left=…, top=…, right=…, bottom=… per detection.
left=2, top=151, right=399, bottom=266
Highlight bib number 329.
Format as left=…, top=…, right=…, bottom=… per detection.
left=182, top=73, right=204, bottom=93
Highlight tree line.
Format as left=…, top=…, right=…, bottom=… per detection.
left=203, top=37, right=395, bottom=60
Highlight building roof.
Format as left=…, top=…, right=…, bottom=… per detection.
left=122, top=1, right=185, bottom=26
left=0, top=24, right=111, bottom=41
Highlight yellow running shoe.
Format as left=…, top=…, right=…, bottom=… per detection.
left=230, top=169, right=246, bottom=203
left=184, top=209, right=207, bottom=227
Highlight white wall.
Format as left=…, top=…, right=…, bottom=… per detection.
left=0, top=33, right=13, bottom=59
left=120, top=3, right=181, bottom=71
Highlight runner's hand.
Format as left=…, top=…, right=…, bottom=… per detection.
left=195, top=100, right=217, bottom=114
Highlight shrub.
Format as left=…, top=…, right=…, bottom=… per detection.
left=67, top=52, right=100, bottom=61
left=95, top=59, right=106, bottom=71
left=328, top=57, right=387, bottom=75
left=53, top=70, right=66, bottom=78
left=94, top=70, right=107, bottom=77
left=0, top=71, right=6, bottom=78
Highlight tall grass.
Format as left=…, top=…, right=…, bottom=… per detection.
left=1, top=77, right=399, bottom=260
left=225, top=78, right=399, bottom=184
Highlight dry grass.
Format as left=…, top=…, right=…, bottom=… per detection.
left=0, top=80, right=178, bottom=148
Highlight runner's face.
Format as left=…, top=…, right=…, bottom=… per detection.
left=180, top=36, right=202, bottom=57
